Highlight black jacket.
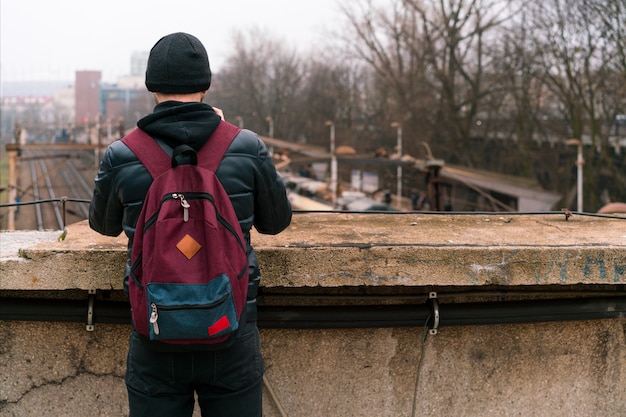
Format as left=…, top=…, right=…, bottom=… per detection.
left=89, top=101, right=292, bottom=312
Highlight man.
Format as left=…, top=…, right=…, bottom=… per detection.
left=89, top=32, right=292, bottom=417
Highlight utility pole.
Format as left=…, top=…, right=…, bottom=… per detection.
left=266, top=116, right=274, bottom=138
left=326, top=121, right=337, bottom=209
left=566, top=138, right=584, bottom=212
left=391, top=122, right=403, bottom=209
left=6, top=142, right=20, bottom=231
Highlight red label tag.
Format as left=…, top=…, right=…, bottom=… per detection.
left=208, top=316, right=231, bottom=336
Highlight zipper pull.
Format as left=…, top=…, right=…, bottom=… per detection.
left=180, top=196, right=190, bottom=222
left=149, top=303, right=160, bottom=335
left=172, top=193, right=190, bottom=222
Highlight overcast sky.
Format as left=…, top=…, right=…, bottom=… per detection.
left=1, top=0, right=344, bottom=83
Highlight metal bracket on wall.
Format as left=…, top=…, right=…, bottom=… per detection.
left=429, top=292, right=439, bottom=335
left=86, top=289, right=96, bottom=331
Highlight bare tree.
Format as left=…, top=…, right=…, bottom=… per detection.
left=339, top=0, right=436, bottom=159
left=211, top=28, right=305, bottom=139
left=340, top=0, right=518, bottom=165
left=298, top=58, right=363, bottom=147
left=598, top=0, right=626, bottom=78
left=408, top=0, right=517, bottom=165
left=527, top=0, right=626, bottom=208
left=212, top=28, right=372, bottom=150
left=208, top=2, right=626, bottom=208
left=485, top=9, right=565, bottom=187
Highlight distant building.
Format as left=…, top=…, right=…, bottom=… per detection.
left=99, top=52, right=150, bottom=125
left=53, top=87, right=75, bottom=124
left=99, top=83, right=150, bottom=127
left=0, top=96, right=55, bottom=143
left=74, top=70, right=101, bottom=126
left=1, top=53, right=151, bottom=143
left=74, top=69, right=150, bottom=134
left=115, top=76, right=144, bottom=90
left=130, top=51, right=149, bottom=77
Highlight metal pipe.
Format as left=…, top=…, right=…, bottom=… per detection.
left=576, top=143, right=584, bottom=212
left=6, top=143, right=20, bottom=230
left=326, top=121, right=337, bottom=209
left=566, top=138, right=584, bottom=212
left=391, top=122, right=402, bottom=210
left=1, top=297, right=625, bottom=329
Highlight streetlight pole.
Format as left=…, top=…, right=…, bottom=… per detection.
left=391, top=122, right=403, bottom=209
left=326, top=121, right=337, bottom=209
left=566, top=138, right=584, bottom=212
left=6, top=142, right=20, bottom=230
left=266, top=116, right=273, bottom=138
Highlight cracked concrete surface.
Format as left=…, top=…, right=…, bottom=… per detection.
left=3, top=320, right=625, bottom=417
left=2, top=214, right=626, bottom=416
left=0, top=321, right=127, bottom=417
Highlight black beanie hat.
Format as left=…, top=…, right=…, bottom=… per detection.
left=145, top=32, right=211, bottom=94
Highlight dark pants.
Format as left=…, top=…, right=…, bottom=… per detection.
left=125, top=326, right=264, bottom=417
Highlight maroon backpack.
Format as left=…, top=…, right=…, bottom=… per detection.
left=122, top=121, right=248, bottom=345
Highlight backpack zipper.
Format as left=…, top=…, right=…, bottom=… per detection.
left=149, top=303, right=160, bottom=335
left=149, top=293, right=229, bottom=336
left=186, top=192, right=246, bottom=253
left=172, top=193, right=190, bottom=222
left=144, top=192, right=246, bottom=254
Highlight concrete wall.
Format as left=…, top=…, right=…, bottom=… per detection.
left=2, top=320, right=624, bottom=417
left=1, top=213, right=626, bottom=416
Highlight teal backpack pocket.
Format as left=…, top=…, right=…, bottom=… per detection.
left=146, top=274, right=239, bottom=341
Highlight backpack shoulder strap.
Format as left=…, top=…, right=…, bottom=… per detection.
left=122, top=121, right=241, bottom=176
left=121, top=128, right=170, bottom=179
left=197, top=121, right=241, bottom=171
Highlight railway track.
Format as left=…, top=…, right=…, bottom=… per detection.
left=9, top=146, right=97, bottom=231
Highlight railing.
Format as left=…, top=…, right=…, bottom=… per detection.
left=0, top=197, right=91, bottom=231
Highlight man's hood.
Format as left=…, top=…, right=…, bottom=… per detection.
left=137, top=101, right=221, bottom=150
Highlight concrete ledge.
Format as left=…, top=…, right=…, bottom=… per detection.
left=1, top=227, right=127, bottom=290
left=2, top=213, right=626, bottom=417
left=1, top=213, right=625, bottom=291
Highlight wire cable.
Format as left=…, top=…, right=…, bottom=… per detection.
left=263, top=374, right=290, bottom=417
left=0, top=197, right=91, bottom=208
left=2, top=198, right=625, bottom=220
left=411, top=315, right=432, bottom=417
left=291, top=209, right=626, bottom=219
